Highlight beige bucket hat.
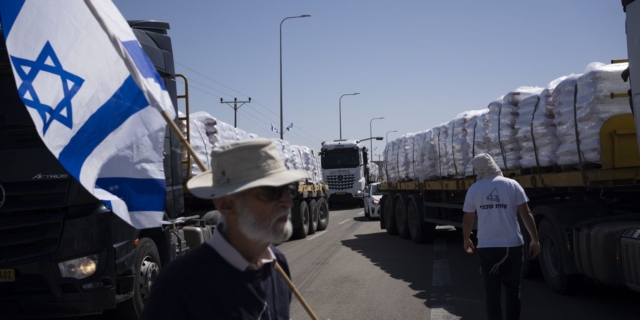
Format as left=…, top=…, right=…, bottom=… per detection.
left=186, top=138, right=310, bottom=199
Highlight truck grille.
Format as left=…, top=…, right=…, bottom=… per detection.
left=621, top=229, right=640, bottom=291
left=0, top=181, right=68, bottom=264
left=326, top=174, right=355, bottom=190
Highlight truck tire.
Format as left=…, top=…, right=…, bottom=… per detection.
left=114, top=238, right=161, bottom=320
left=538, top=220, right=579, bottom=294
left=379, top=195, right=388, bottom=229
left=316, top=198, right=330, bottom=231
left=308, top=199, right=318, bottom=235
left=407, top=195, right=435, bottom=244
left=395, top=195, right=411, bottom=239
left=382, top=194, right=397, bottom=235
left=292, top=200, right=310, bottom=239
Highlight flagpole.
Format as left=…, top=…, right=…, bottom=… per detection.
left=161, top=111, right=319, bottom=320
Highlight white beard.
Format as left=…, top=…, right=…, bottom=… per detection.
left=236, top=202, right=293, bottom=243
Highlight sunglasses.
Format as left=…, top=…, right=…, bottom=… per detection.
left=261, top=182, right=298, bottom=201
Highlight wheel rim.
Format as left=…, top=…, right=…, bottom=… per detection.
left=542, top=234, right=559, bottom=278
left=139, top=255, right=160, bottom=301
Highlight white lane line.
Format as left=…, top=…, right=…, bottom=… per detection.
left=306, top=231, right=326, bottom=241
left=432, top=259, right=453, bottom=286
left=357, top=211, right=364, bottom=216
left=338, top=219, right=351, bottom=225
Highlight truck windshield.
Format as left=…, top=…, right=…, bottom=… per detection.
left=321, top=149, right=360, bottom=169
left=370, top=184, right=382, bottom=195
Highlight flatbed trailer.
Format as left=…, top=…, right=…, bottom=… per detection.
left=378, top=115, right=640, bottom=294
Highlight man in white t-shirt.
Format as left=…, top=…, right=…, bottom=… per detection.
left=462, top=154, right=540, bottom=320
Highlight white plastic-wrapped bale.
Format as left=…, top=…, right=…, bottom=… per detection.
left=411, top=130, right=428, bottom=181
left=552, top=74, right=582, bottom=166
left=290, top=145, right=305, bottom=171
left=495, top=87, right=543, bottom=169
left=419, top=129, right=439, bottom=181
left=517, top=76, right=567, bottom=168
left=554, top=63, right=631, bottom=166
left=449, top=111, right=480, bottom=177
left=472, top=107, right=491, bottom=158
left=398, top=134, right=416, bottom=181
left=434, top=123, right=449, bottom=177
left=177, top=115, right=213, bottom=180
left=464, top=109, right=489, bottom=176
left=315, top=155, right=323, bottom=183
left=280, top=140, right=296, bottom=170
left=384, top=138, right=401, bottom=183
left=367, top=162, right=380, bottom=182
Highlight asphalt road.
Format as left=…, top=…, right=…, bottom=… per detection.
left=278, top=206, right=640, bottom=320
left=41, top=205, right=640, bottom=320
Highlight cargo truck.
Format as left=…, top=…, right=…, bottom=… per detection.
left=320, top=137, right=381, bottom=207
left=0, top=20, right=328, bottom=319
left=377, top=2, right=640, bottom=295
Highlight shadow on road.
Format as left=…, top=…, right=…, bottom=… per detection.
left=340, top=228, right=467, bottom=318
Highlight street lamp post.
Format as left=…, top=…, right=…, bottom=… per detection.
left=369, top=117, right=384, bottom=162
left=280, top=14, right=310, bottom=140
left=386, top=130, right=397, bottom=144
left=339, top=93, right=359, bottom=139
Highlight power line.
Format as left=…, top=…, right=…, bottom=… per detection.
left=238, top=109, right=319, bottom=147
left=175, top=60, right=326, bottom=143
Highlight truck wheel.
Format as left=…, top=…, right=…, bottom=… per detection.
left=383, top=194, right=397, bottom=235
left=538, top=220, right=578, bottom=294
left=292, top=201, right=310, bottom=239
left=395, top=195, right=411, bottom=239
left=115, top=238, right=161, bottom=320
left=316, top=198, right=330, bottom=231
left=308, top=199, right=318, bottom=235
left=407, top=195, right=435, bottom=244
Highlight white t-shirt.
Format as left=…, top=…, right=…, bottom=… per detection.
left=463, top=176, right=529, bottom=248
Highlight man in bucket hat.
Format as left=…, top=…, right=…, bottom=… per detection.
left=462, top=153, right=540, bottom=320
left=141, top=138, right=309, bottom=320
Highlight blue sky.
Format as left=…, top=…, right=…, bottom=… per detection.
left=114, top=0, right=628, bottom=156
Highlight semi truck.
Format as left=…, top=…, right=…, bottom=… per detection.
left=377, top=2, right=640, bottom=295
left=0, top=19, right=328, bottom=319
left=320, top=138, right=383, bottom=207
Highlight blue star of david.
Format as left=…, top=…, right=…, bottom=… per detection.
left=11, top=41, right=84, bottom=135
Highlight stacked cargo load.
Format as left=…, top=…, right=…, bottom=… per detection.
left=554, top=63, right=631, bottom=166
left=382, top=62, right=632, bottom=183
left=178, top=111, right=321, bottom=184
left=516, top=76, right=567, bottom=168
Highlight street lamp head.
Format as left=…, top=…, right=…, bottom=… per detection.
left=375, top=137, right=383, bottom=140
left=354, top=93, right=360, bottom=95
left=301, top=14, right=311, bottom=17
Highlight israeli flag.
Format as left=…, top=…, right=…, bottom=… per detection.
left=0, top=0, right=176, bottom=228
left=270, top=123, right=279, bottom=133
left=286, top=122, right=294, bottom=132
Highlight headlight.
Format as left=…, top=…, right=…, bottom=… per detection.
left=357, top=190, right=362, bottom=194
left=373, top=200, right=379, bottom=205
left=58, top=255, right=99, bottom=280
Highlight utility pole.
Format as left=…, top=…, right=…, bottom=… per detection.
left=220, top=97, right=251, bottom=128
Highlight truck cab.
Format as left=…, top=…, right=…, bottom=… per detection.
left=320, top=139, right=368, bottom=207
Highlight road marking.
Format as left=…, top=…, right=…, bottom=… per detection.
left=430, top=304, right=458, bottom=320
left=338, top=219, right=351, bottom=225
left=306, top=231, right=326, bottom=241
left=432, top=259, right=453, bottom=286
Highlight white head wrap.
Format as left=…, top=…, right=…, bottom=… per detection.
left=471, top=153, right=503, bottom=180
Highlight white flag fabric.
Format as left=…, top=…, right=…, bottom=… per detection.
left=1, top=0, right=175, bottom=228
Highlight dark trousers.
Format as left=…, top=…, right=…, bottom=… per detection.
left=478, top=245, right=523, bottom=320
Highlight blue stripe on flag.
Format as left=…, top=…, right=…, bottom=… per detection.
left=102, top=200, right=113, bottom=211
left=0, top=0, right=26, bottom=38
left=59, top=76, right=148, bottom=178
left=121, top=40, right=166, bottom=90
left=96, top=177, right=166, bottom=212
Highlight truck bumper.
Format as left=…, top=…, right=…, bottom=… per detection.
left=0, top=204, right=119, bottom=318
left=329, top=193, right=359, bottom=204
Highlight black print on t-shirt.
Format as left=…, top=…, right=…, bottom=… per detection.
left=486, top=188, right=500, bottom=202
left=479, top=204, right=508, bottom=210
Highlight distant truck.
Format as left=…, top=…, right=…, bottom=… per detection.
left=320, top=139, right=371, bottom=207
